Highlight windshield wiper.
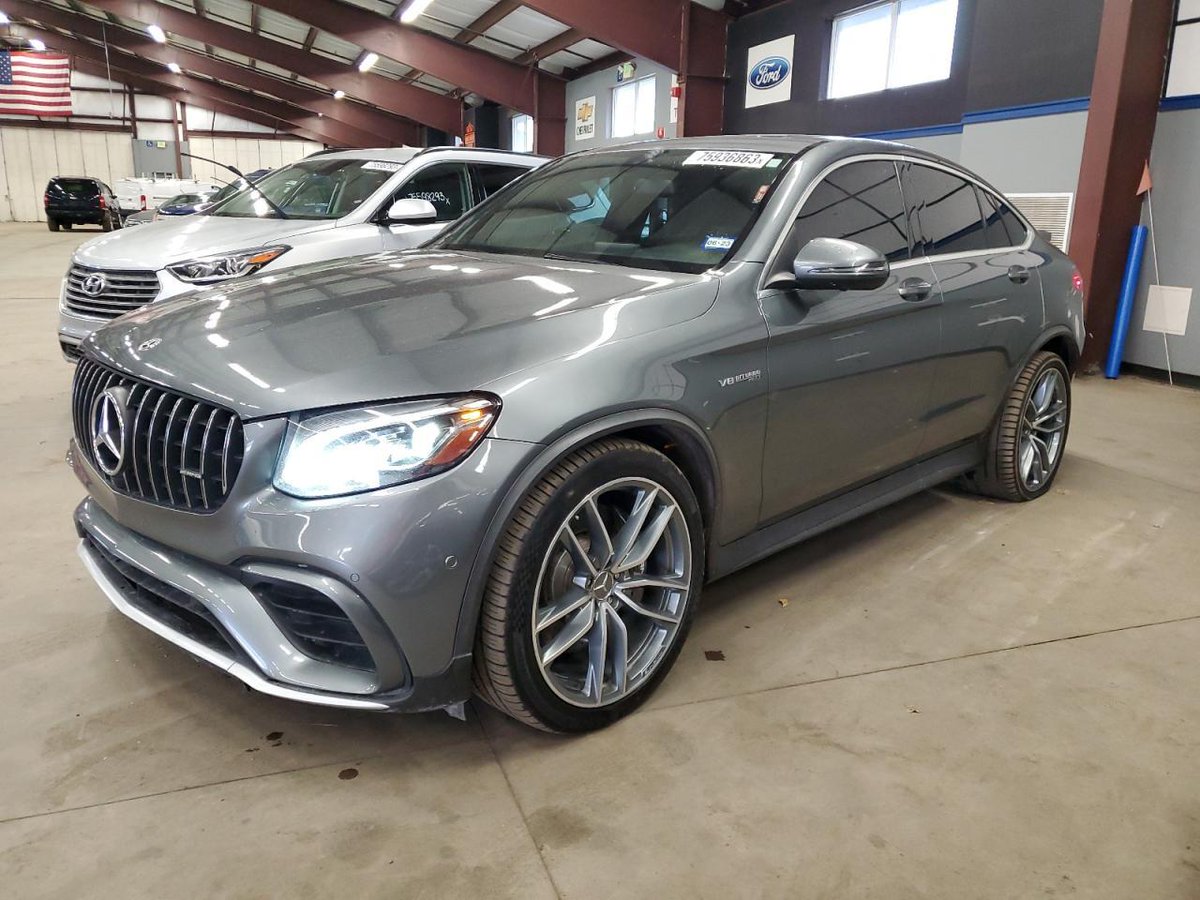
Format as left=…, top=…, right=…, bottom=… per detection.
left=543, top=251, right=597, bottom=263
left=180, top=152, right=289, bottom=220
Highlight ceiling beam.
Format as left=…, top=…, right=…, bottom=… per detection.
left=5, top=0, right=417, bottom=144
left=80, top=0, right=463, bottom=134
left=520, top=0, right=728, bottom=137
left=452, top=0, right=521, bottom=42
left=72, top=58, right=303, bottom=138
left=514, top=27, right=583, bottom=66
left=250, top=0, right=559, bottom=117
left=519, top=0, right=720, bottom=73
left=9, top=22, right=362, bottom=146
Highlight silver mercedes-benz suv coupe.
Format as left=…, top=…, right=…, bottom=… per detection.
left=57, top=146, right=546, bottom=361
left=69, top=136, right=1085, bottom=732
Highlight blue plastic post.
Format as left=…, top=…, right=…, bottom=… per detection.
left=1104, top=224, right=1148, bottom=379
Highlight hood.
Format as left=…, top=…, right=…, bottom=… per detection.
left=84, top=250, right=719, bottom=419
left=74, top=215, right=336, bottom=270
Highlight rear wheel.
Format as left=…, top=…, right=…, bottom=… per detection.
left=473, top=438, right=704, bottom=732
left=62, top=222, right=73, bottom=231
left=967, top=351, right=1071, bottom=501
left=100, top=213, right=113, bottom=232
left=47, top=217, right=59, bottom=232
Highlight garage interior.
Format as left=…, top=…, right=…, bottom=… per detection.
left=2, top=0, right=1200, bottom=897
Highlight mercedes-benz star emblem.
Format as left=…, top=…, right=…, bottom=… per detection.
left=81, top=273, right=107, bottom=297
left=90, top=386, right=131, bottom=477
left=137, top=337, right=162, bottom=352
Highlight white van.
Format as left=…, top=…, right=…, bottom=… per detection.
left=59, top=146, right=547, bottom=359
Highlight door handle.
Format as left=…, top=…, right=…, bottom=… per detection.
left=1008, top=265, right=1031, bottom=284
left=897, top=277, right=933, bottom=302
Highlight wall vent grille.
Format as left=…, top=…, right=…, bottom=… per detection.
left=1006, top=192, right=1075, bottom=252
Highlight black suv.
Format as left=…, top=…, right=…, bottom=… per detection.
left=44, top=177, right=121, bottom=233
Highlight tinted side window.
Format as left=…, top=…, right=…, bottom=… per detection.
left=996, top=197, right=1029, bottom=246
left=903, top=164, right=986, bottom=256
left=471, top=163, right=529, bottom=201
left=975, top=187, right=1011, bottom=250
left=396, top=163, right=469, bottom=222
left=788, top=160, right=911, bottom=262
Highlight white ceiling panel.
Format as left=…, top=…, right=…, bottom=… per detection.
left=255, top=9, right=312, bottom=45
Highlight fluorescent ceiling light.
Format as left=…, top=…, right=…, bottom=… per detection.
left=400, top=0, right=435, bottom=24
left=29, top=38, right=46, bottom=51
left=333, top=89, right=346, bottom=99
left=0, top=13, right=10, bottom=25
left=357, top=51, right=379, bottom=73
left=167, top=62, right=182, bottom=73
left=146, top=24, right=166, bottom=42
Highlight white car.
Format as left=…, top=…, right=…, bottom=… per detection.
left=58, top=146, right=547, bottom=360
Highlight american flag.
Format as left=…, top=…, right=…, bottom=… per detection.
left=0, top=51, right=73, bottom=117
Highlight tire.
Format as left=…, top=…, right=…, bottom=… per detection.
left=966, top=351, right=1071, bottom=501
left=473, top=438, right=705, bottom=732
left=63, top=222, right=73, bottom=231
left=101, top=213, right=113, bottom=232
left=47, top=217, right=59, bottom=232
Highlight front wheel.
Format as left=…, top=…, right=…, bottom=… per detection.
left=473, top=438, right=704, bottom=732
left=967, top=350, right=1071, bottom=501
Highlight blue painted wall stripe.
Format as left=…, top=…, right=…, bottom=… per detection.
left=859, top=97, right=1092, bottom=141
left=961, top=97, right=1091, bottom=124
left=1161, top=94, right=1200, bottom=111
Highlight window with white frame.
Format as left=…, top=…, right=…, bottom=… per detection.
left=511, top=114, right=534, bottom=153
left=611, top=75, right=656, bottom=138
left=827, top=0, right=960, bottom=100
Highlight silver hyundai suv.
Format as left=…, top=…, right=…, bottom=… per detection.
left=69, top=136, right=1085, bottom=732
left=57, top=146, right=546, bottom=361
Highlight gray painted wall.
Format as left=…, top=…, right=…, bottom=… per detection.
left=1123, top=108, right=1200, bottom=377
left=900, top=111, right=1086, bottom=195
left=563, top=58, right=677, bottom=155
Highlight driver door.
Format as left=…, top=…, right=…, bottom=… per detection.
left=381, top=162, right=471, bottom=250
left=759, top=158, right=943, bottom=522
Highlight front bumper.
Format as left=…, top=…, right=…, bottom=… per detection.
left=70, top=428, right=540, bottom=712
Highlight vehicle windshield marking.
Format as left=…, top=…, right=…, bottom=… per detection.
left=437, top=148, right=792, bottom=274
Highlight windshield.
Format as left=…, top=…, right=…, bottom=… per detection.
left=164, top=194, right=203, bottom=206
left=435, top=148, right=791, bottom=273
left=210, top=158, right=403, bottom=220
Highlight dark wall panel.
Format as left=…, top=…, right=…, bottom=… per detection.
left=724, top=0, right=1102, bottom=136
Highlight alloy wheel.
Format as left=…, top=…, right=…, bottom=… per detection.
left=532, top=477, right=692, bottom=708
left=1019, top=368, right=1067, bottom=491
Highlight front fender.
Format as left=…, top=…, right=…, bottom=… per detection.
left=448, top=408, right=722, bottom=665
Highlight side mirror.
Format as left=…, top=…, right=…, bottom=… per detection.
left=383, top=197, right=438, bottom=224
left=789, top=237, right=890, bottom=291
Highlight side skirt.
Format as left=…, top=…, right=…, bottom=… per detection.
left=708, top=442, right=983, bottom=581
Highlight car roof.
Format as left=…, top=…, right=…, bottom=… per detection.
left=304, top=146, right=547, bottom=164
left=584, top=133, right=967, bottom=161
left=302, top=147, right=424, bottom=163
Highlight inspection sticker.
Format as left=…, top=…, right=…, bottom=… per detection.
left=683, top=150, right=775, bottom=168
left=703, top=234, right=737, bottom=252
left=363, top=160, right=403, bottom=172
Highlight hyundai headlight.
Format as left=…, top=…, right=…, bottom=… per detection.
left=274, top=396, right=499, bottom=499
left=167, top=245, right=289, bottom=284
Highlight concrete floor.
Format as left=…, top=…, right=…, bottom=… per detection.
left=2, top=220, right=1199, bottom=898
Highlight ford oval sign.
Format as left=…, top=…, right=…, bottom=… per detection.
left=748, top=56, right=790, bottom=90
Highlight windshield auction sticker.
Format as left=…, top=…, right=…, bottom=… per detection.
left=363, top=161, right=404, bottom=172
left=683, top=150, right=776, bottom=168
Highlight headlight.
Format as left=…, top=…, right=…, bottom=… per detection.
left=274, top=396, right=499, bottom=499
left=167, top=245, right=289, bottom=284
